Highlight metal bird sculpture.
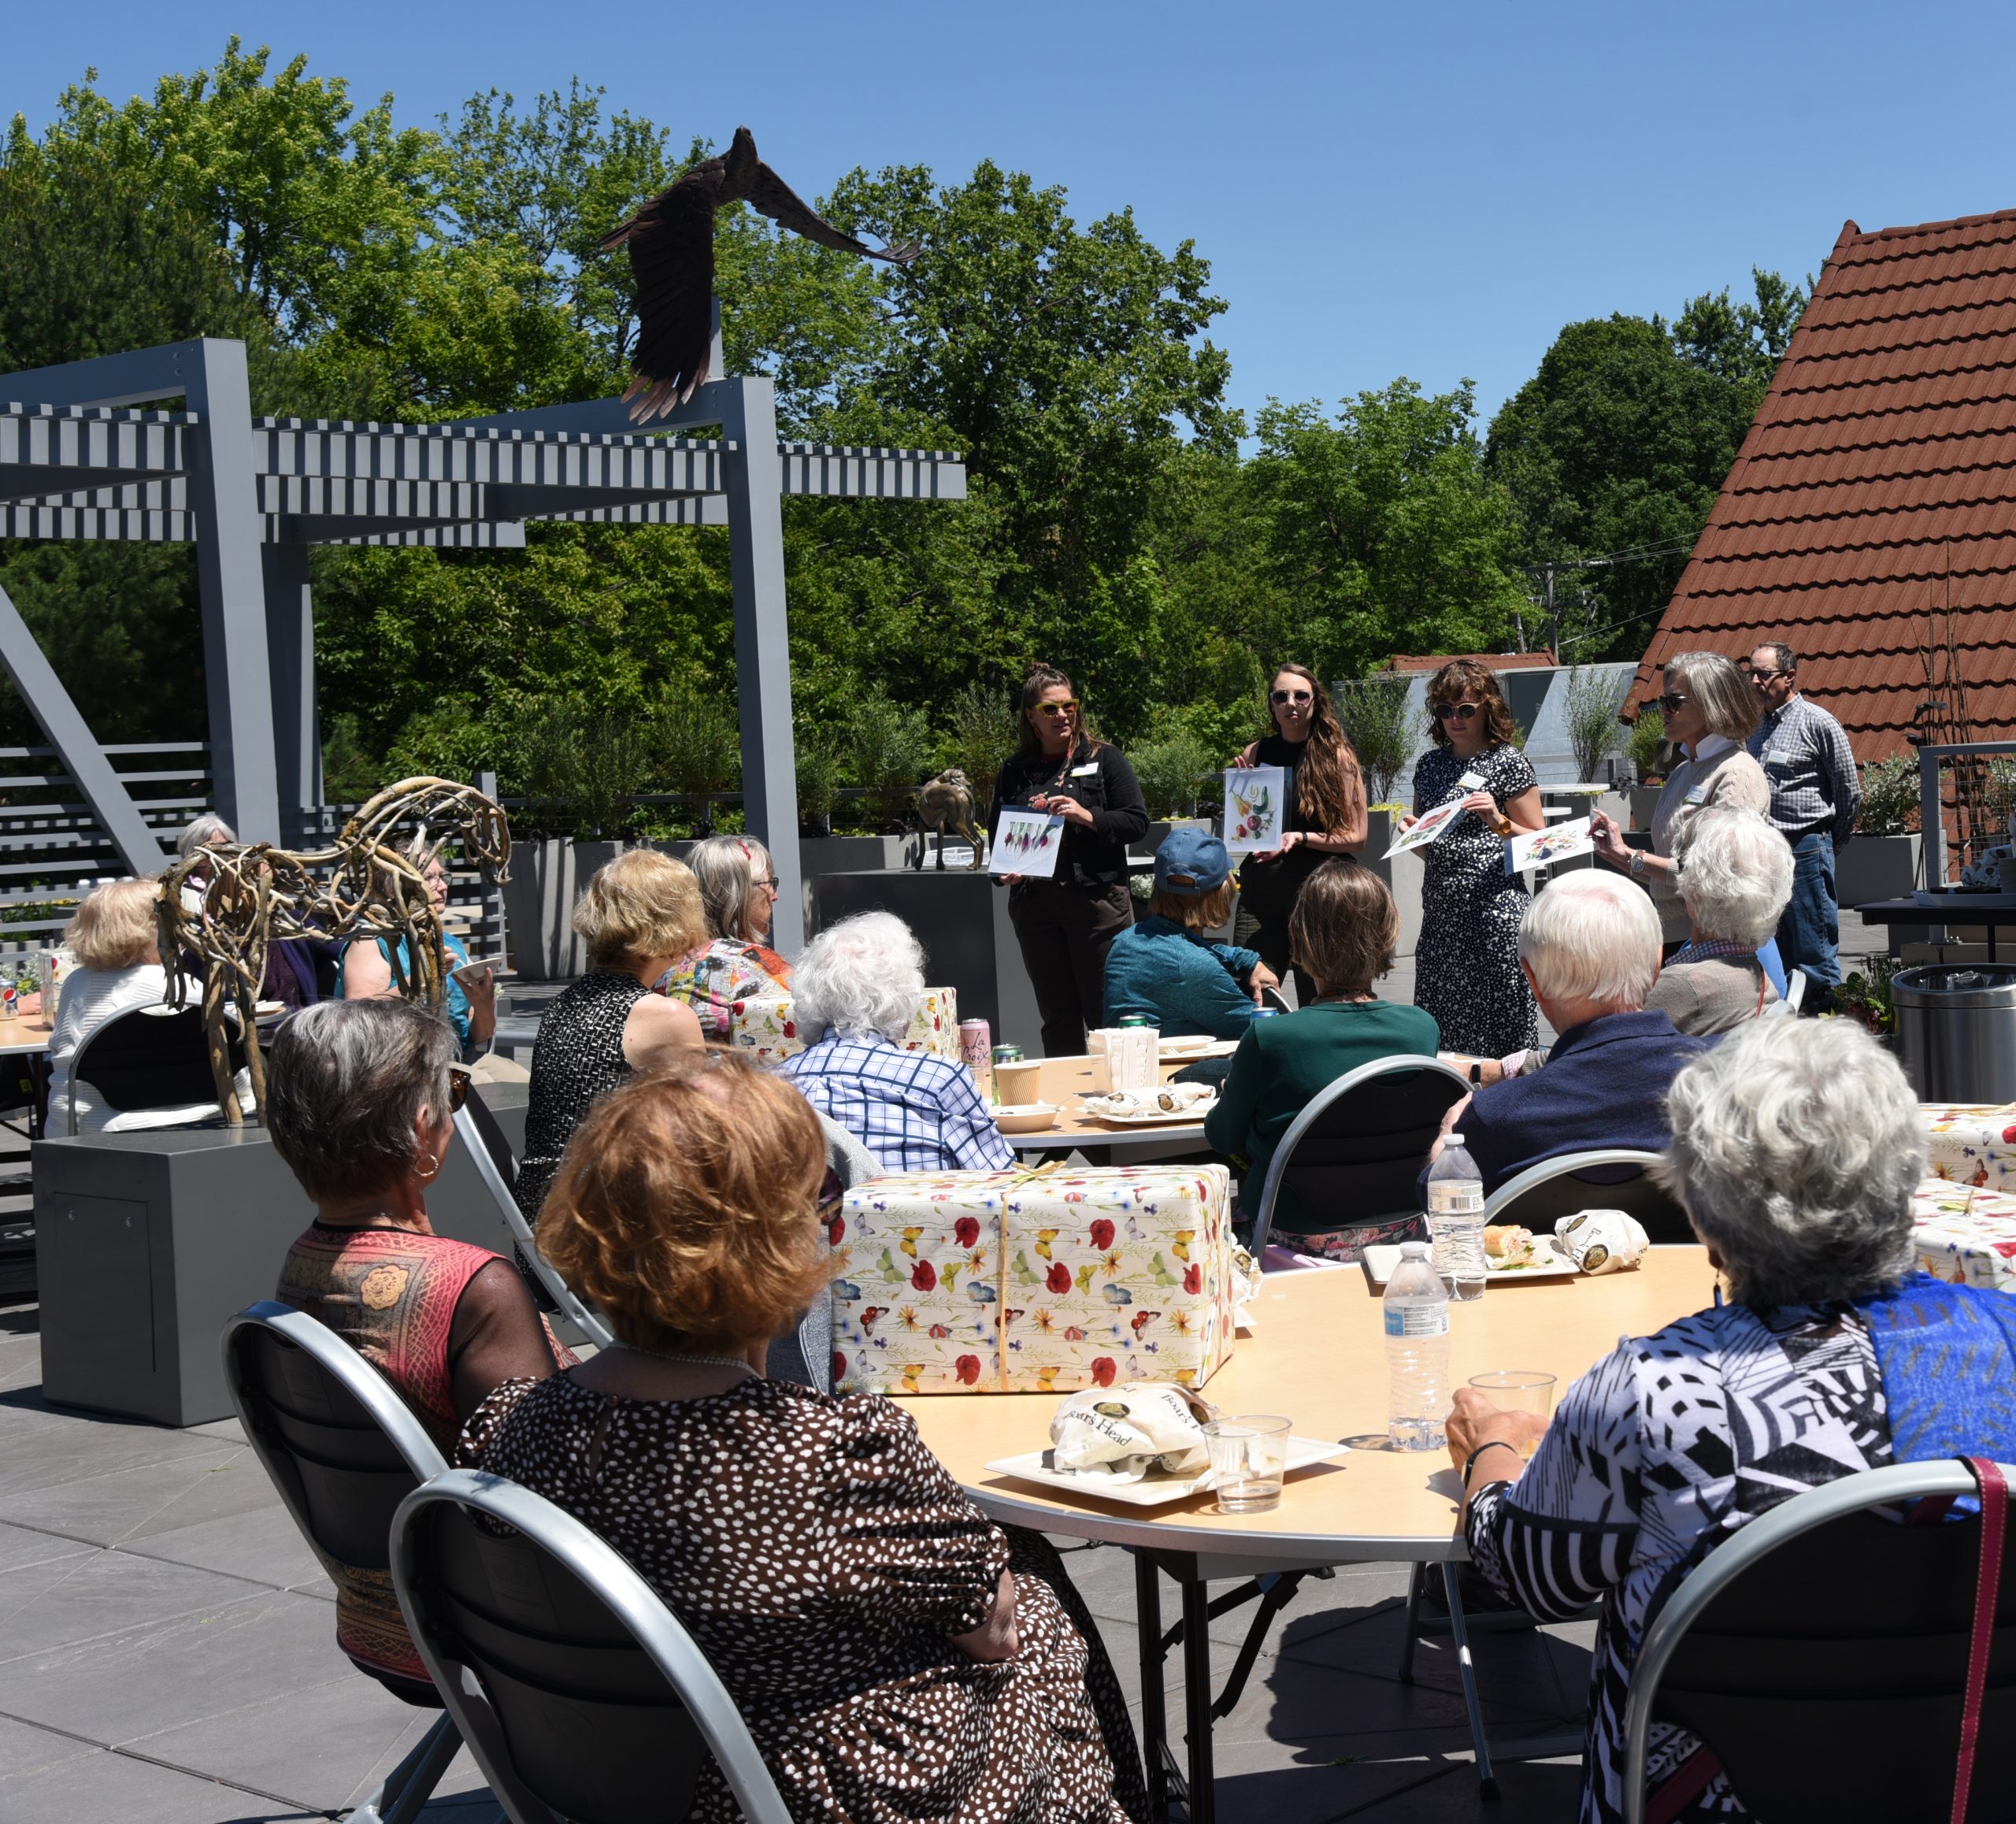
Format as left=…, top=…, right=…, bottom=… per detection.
left=600, top=126, right=920, bottom=421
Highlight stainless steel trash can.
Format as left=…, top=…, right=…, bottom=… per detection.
left=1892, top=964, right=2016, bottom=1103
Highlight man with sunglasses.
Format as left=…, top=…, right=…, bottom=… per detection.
left=1744, top=642, right=1860, bottom=1011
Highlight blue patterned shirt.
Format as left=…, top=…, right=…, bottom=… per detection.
left=1746, top=695, right=1861, bottom=845
left=781, top=1030, right=1016, bottom=1176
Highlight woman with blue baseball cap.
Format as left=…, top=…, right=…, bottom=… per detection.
left=1102, top=829, right=1277, bottom=1039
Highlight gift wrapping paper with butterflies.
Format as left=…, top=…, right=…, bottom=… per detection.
left=1921, top=1103, right=2016, bottom=1192
left=728, top=987, right=959, bottom=1066
left=829, top=1164, right=1236, bottom=1394
left=1913, top=1177, right=2016, bottom=1292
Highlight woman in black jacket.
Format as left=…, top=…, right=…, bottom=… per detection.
left=988, top=665, right=1148, bottom=1056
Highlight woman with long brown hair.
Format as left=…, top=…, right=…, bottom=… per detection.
left=987, top=665, right=1148, bottom=1056
left=1406, top=658, right=1546, bottom=1055
left=1229, top=663, right=1369, bottom=1003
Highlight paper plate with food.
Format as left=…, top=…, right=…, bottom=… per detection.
left=1081, top=1083, right=1218, bottom=1125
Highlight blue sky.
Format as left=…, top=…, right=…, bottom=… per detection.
left=9, top=2, right=2016, bottom=431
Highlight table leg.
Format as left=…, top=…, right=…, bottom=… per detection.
left=1440, top=1562, right=1500, bottom=1801
left=1181, top=1577, right=1217, bottom=1824
left=1134, top=1552, right=1171, bottom=1821
left=1397, top=1561, right=1426, bottom=1684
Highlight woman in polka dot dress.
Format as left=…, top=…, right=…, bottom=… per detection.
left=458, top=1053, right=1144, bottom=1824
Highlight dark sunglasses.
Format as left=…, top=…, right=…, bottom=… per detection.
left=1746, top=666, right=1785, bottom=680
left=1432, top=702, right=1480, bottom=721
left=1270, top=688, right=1314, bottom=706
left=447, top=1065, right=472, bottom=1113
left=1033, top=699, right=1080, bottom=718
left=1658, top=693, right=1691, bottom=714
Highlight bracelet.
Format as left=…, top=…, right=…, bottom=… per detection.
left=1462, top=1441, right=1521, bottom=1489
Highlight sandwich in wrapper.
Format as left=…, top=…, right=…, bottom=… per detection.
left=1049, top=1382, right=1215, bottom=1484
left=1553, top=1209, right=1650, bottom=1275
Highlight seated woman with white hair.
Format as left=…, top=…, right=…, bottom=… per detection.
left=1428, top=870, right=1711, bottom=1198
left=1647, top=807, right=1794, bottom=1036
left=781, top=912, right=1015, bottom=1175
left=1448, top=1018, right=2016, bottom=1823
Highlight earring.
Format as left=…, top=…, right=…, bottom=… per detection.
left=416, top=1150, right=440, bottom=1181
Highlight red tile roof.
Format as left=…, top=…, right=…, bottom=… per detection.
left=1387, top=652, right=1558, bottom=672
left=1632, top=209, right=2016, bottom=758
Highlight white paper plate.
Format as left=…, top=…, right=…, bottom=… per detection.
left=983, top=1437, right=1348, bottom=1507
left=1086, top=1098, right=1217, bottom=1127
left=1361, top=1240, right=1580, bottom=1288
left=1158, top=1034, right=1239, bottom=1058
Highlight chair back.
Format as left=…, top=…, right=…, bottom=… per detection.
left=69, top=1001, right=246, bottom=1135
left=1623, top=1458, right=2016, bottom=1824
left=1480, top=1147, right=1692, bottom=1242
left=393, top=1470, right=794, bottom=1824
left=1248, top=1054, right=1469, bottom=1259
left=222, top=1303, right=446, bottom=1575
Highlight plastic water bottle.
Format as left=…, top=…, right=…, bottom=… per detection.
left=1384, top=1241, right=1451, bottom=1451
left=1425, top=1134, right=1487, bottom=1302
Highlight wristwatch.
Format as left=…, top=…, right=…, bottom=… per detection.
left=1627, top=848, right=1647, bottom=880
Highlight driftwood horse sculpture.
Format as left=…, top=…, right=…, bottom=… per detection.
left=157, top=778, right=511, bottom=1124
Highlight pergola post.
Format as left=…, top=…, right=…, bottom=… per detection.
left=181, top=340, right=280, bottom=844
left=262, top=543, right=320, bottom=830
left=716, top=377, right=803, bottom=951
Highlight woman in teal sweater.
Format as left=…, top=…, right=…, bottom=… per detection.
left=1204, top=859, right=1439, bottom=1253
left=1103, top=829, right=1276, bottom=1038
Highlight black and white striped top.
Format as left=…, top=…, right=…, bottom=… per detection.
left=1466, top=1300, right=1892, bottom=1822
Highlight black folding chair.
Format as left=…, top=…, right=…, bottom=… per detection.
left=1246, top=1054, right=1470, bottom=1261
left=220, top=1303, right=463, bottom=1824
left=1624, top=1456, right=2016, bottom=1823
left=66, top=1000, right=247, bottom=1136
left=392, top=1468, right=794, bottom=1824
left=1482, top=1147, right=1692, bottom=1244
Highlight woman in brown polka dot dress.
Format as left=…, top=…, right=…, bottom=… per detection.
left=458, top=1053, right=1143, bottom=1824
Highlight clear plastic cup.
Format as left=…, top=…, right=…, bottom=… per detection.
left=1466, top=1371, right=1558, bottom=1455
left=1203, top=1414, right=1292, bottom=1513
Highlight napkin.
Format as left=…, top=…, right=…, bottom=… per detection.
left=1050, top=1381, right=1212, bottom=1483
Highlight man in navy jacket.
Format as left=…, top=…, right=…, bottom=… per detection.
left=1425, top=871, right=1712, bottom=1199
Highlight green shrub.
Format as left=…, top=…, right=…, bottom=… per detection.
left=1628, top=708, right=1666, bottom=784
left=1332, top=674, right=1422, bottom=804
left=1856, top=754, right=1920, bottom=837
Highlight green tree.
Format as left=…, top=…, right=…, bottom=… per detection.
left=1672, top=267, right=1807, bottom=414
left=1247, top=380, right=1527, bottom=680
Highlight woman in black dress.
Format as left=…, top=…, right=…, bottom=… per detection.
left=463, top=1054, right=1145, bottom=1824
left=1229, top=663, right=1369, bottom=1004
left=1406, top=659, right=1547, bottom=1056
left=988, top=665, right=1148, bottom=1057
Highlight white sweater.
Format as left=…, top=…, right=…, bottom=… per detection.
left=46, top=964, right=235, bottom=1135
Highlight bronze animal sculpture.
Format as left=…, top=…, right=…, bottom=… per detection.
left=158, top=778, right=511, bottom=1124
left=600, top=126, right=921, bottom=420
left=912, top=769, right=985, bottom=871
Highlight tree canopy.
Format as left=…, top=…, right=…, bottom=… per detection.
left=0, top=41, right=1810, bottom=828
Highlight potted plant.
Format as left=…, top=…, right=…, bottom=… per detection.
left=1831, top=960, right=1897, bottom=1042
left=1836, top=755, right=1922, bottom=907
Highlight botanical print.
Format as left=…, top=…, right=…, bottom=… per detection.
left=993, top=807, right=1067, bottom=878
left=1222, top=765, right=1287, bottom=852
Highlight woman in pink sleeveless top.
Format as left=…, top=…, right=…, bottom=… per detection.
left=267, top=999, right=569, bottom=1693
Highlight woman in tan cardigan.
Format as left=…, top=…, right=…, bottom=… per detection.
left=1589, top=651, right=1769, bottom=949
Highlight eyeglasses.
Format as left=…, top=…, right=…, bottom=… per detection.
left=1432, top=702, right=1480, bottom=721
left=1270, top=689, right=1314, bottom=706
left=753, top=876, right=779, bottom=894
left=1033, top=700, right=1080, bottom=719
left=1746, top=666, right=1785, bottom=680
left=1658, top=693, right=1691, bottom=714
left=447, top=1065, right=472, bottom=1114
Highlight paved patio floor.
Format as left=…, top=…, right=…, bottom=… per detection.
left=0, top=1293, right=1592, bottom=1822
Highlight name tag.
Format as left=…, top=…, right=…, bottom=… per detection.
left=1765, top=748, right=1793, bottom=769
left=1458, top=770, right=1487, bottom=791
left=1684, top=784, right=1710, bottom=806
left=1070, top=763, right=1099, bottom=778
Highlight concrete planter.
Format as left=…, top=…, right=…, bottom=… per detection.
left=1838, top=833, right=1922, bottom=908
left=501, top=837, right=699, bottom=979
left=1359, top=810, right=1424, bottom=959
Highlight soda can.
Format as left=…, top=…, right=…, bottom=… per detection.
left=1117, top=1014, right=1155, bottom=1028
left=0, top=984, right=15, bottom=1021
left=958, top=1018, right=993, bottom=1101
left=991, top=1044, right=1025, bottom=1064
left=1250, top=1006, right=1283, bottom=1018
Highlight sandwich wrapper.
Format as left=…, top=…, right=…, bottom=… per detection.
left=1553, top=1209, right=1649, bottom=1275
left=1050, top=1381, right=1214, bottom=1484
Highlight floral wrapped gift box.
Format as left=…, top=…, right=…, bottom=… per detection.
left=1921, top=1104, right=2016, bottom=1192
left=1911, top=1177, right=2016, bottom=1291
left=727, top=986, right=958, bottom=1066
left=830, top=1164, right=1236, bottom=1394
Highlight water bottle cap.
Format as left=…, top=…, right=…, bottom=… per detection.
left=1399, top=1241, right=1429, bottom=1258
left=1447, top=1133, right=1464, bottom=1145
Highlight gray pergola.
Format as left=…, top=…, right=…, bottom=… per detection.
left=0, top=332, right=965, bottom=948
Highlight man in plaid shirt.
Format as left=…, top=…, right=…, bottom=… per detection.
left=780, top=912, right=1015, bottom=1175
left=1746, top=642, right=1862, bottom=1008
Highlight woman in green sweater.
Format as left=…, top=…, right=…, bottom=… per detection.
left=1204, top=859, right=1440, bottom=1255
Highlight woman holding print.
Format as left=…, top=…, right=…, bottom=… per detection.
left=1407, top=659, right=1547, bottom=1055
left=988, top=666, right=1149, bottom=1057
left=1230, top=664, right=1369, bottom=1004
